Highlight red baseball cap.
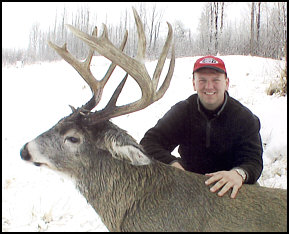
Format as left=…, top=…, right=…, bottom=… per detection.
left=193, top=55, right=227, bottom=75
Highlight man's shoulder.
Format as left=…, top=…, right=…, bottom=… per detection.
left=175, top=93, right=197, bottom=108
left=228, top=96, right=253, bottom=114
left=227, top=95, right=260, bottom=123
left=164, top=94, right=198, bottom=121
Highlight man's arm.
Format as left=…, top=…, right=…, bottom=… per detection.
left=140, top=101, right=188, bottom=164
left=232, top=114, right=263, bottom=184
left=205, top=114, right=263, bottom=198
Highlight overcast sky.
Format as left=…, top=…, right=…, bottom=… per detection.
left=2, top=2, right=247, bottom=50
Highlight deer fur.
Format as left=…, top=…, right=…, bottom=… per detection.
left=21, top=117, right=287, bottom=232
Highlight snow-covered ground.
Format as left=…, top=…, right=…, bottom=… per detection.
left=2, top=55, right=287, bottom=231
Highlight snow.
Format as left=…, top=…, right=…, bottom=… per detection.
left=2, top=55, right=287, bottom=231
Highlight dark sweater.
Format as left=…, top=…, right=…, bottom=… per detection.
left=140, top=92, right=263, bottom=184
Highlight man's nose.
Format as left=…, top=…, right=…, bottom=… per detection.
left=205, top=80, right=214, bottom=89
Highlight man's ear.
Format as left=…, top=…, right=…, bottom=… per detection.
left=192, top=76, right=197, bottom=91
left=225, top=76, right=230, bottom=91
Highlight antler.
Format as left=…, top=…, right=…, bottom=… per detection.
left=49, top=7, right=175, bottom=124
left=48, top=26, right=128, bottom=111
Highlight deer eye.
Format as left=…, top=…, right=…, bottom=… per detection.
left=65, top=136, right=80, bottom=143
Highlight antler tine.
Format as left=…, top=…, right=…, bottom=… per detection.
left=83, top=26, right=97, bottom=68
left=99, top=27, right=128, bottom=88
left=60, top=7, right=175, bottom=124
left=48, top=26, right=128, bottom=110
left=66, top=24, right=152, bottom=97
left=48, top=28, right=99, bottom=96
left=152, top=22, right=173, bottom=92
left=132, top=7, right=146, bottom=61
left=154, top=42, right=175, bottom=102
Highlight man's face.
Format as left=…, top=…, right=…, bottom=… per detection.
left=193, top=68, right=229, bottom=110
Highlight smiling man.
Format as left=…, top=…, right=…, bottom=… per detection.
left=140, top=55, right=263, bottom=198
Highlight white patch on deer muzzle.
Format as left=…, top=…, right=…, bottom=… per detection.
left=110, top=142, right=151, bottom=166
left=27, top=140, right=56, bottom=169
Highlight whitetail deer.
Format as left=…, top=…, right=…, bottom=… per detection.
left=20, top=8, right=286, bottom=232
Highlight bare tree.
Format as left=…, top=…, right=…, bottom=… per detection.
left=209, top=3, right=214, bottom=53
left=256, top=2, right=261, bottom=43
left=249, top=2, right=261, bottom=55
left=214, top=2, right=219, bottom=53
left=132, top=3, right=164, bottom=58
left=250, top=2, right=255, bottom=55
left=148, top=4, right=163, bottom=52
left=173, top=20, right=190, bottom=56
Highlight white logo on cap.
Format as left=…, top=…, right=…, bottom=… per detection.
left=200, top=58, right=218, bottom=64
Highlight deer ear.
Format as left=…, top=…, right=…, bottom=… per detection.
left=111, top=144, right=151, bottom=166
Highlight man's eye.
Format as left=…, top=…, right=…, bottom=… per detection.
left=65, top=137, right=79, bottom=143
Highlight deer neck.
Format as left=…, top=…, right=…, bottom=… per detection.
left=75, top=151, right=168, bottom=231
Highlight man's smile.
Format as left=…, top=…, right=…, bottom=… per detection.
left=204, top=91, right=216, bottom=95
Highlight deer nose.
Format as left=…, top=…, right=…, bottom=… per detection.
left=20, top=143, right=31, bottom=161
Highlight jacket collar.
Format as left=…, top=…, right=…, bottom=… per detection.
left=197, top=91, right=228, bottom=118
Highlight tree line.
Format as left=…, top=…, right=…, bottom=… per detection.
left=2, top=2, right=287, bottom=66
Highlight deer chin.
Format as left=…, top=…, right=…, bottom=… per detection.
left=33, top=161, right=51, bottom=169
left=31, top=158, right=77, bottom=184
left=33, top=162, right=43, bottom=167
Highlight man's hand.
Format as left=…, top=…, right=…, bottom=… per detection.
left=205, top=170, right=244, bottom=199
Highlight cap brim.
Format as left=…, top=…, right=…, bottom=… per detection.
left=194, top=66, right=226, bottom=74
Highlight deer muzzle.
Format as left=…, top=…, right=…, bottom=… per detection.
left=20, top=143, right=41, bottom=166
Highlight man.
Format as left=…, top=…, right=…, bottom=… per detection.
left=140, top=55, right=263, bottom=199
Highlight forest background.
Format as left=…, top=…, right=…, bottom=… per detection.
left=2, top=2, right=287, bottom=65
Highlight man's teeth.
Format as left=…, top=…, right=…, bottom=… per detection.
left=205, top=92, right=215, bottom=95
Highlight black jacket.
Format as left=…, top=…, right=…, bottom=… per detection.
left=140, top=92, right=263, bottom=184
